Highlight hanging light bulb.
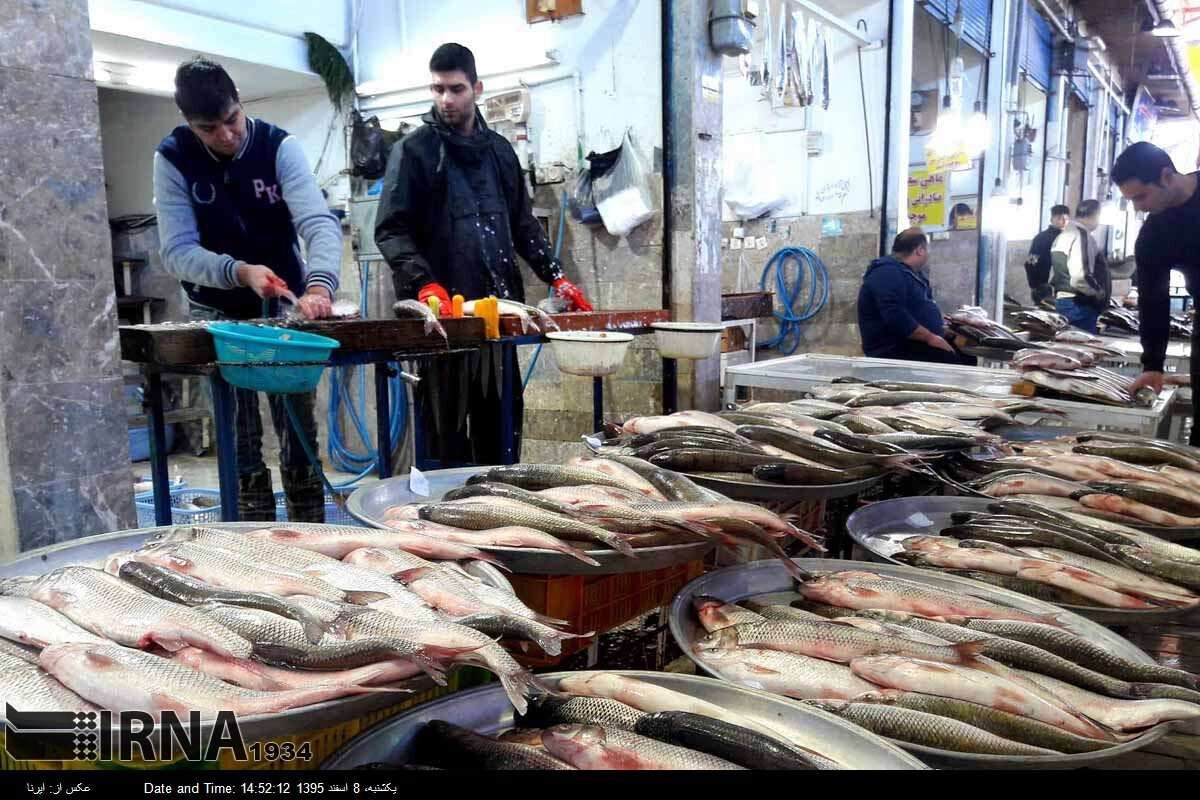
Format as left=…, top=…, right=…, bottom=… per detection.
left=963, top=101, right=989, bottom=157
left=928, top=95, right=963, bottom=157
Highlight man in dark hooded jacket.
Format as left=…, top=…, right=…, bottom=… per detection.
left=375, top=43, right=591, bottom=466
left=857, top=228, right=963, bottom=364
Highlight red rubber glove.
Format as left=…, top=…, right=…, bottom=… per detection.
left=552, top=278, right=593, bottom=312
left=417, top=282, right=451, bottom=311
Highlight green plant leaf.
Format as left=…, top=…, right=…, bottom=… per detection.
left=304, top=31, right=354, bottom=111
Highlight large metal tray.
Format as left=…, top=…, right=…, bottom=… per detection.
left=667, top=558, right=1170, bottom=769
left=320, top=669, right=928, bottom=770
left=845, top=497, right=1200, bottom=625
left=0, top=522, right=511, bottom=736
left=347, top=469, right=715, bottom=575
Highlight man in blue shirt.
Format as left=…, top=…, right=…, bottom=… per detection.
left=153, top=57, right=342, bottom=521
left=857, top=228, right=960, bottom=364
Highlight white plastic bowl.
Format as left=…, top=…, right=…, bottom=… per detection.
left=651, top=321, right=725, bottom=359
left=545, top=331, right=635, bottom=377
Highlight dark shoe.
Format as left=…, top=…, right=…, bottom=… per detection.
left=281, top=465, right=326, bottom=523
left=237, top=469, right=276, bottom=522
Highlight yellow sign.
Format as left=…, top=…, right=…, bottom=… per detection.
left=925, top=149, right=971, bottom=172
left=907, top=167, right=948, bottom=228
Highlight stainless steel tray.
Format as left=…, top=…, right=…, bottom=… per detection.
left=689, top=473, right=884, bottom=502
left=0, top=522, right=511, bottom=736
left=320, top=669, right=928, bottom=770
left=348, top=469, right=715, bottom=575
left=846, top=497, right=1200, bottom=625
left=667, top=558, right=1169, bottom=769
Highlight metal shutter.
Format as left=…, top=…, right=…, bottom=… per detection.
left=1021, top=2, right=1054, bottom=91
left=921, top=0, right=993, bottom=55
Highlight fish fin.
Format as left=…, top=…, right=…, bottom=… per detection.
left=84, top=651, right=119, bottom=669
left=531, top=612, right=571, bottom=627
left=605, top=537, right=638, bottom=558
left=404, top=653, right=448, bottom=686
left=147, top=634, right=187, bottom=653
left=344, top=591, right=392, bottom=605
left=952, top=640, right=990, bottom=663
left=563, top=547, right=602, bottom=567
left=390, top=567, right=431, bottom=584
left=149, top=693, right=193, bottom=716
left=253, top=644, right=312, bottom=667
left=744, top=663, right=783, bottom=676
left=295, top=611, right=331, bottom=645
left=264, top=529, right=304, bottom=541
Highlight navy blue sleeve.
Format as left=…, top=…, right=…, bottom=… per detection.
left=1135, top=221, right=1170, bottom=372
left=866, top=268, right=921, bottom=339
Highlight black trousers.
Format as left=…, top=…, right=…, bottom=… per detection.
left=414, top=347, right=523, bottom=467
left=882, top=340, right=976, bottom=367
left=1191, top=325, right=1200, bottom=447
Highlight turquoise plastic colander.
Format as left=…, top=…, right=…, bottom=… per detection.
left=208, top=321, right=340, bottom=394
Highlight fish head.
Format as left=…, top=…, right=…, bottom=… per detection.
left=801, top=699, right=848, bottom=714
left=694, top=627, right=740, bottom=653
left=148, top=525, right=200, bottom=546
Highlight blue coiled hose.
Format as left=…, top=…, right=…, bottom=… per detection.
left=758, top=246, right=830, bottom=355
left=325, top=263, right=407, bottom=485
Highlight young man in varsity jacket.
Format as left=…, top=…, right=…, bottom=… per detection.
left=153, top=57, right=341, bottom=522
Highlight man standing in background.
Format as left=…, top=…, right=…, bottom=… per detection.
left=1049, top=200, right=1109, bottom=334
left=1025, top=204, right=1070, bottom=308
left=154, top=57, right=341, bottom=521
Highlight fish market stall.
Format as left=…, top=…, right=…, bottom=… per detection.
left=0, top=523, right=518, bottom=770
left=723, top=354, right=1176, bottom=438
left=321, top=670, right=928, bottom=770
left=669, top=558, right=1183, bottom=769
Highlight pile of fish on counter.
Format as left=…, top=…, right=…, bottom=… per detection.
left=1010, top=308, right=1071, bottom=340
left=1010, top=339, right=1156, bottom=407
left=1100, top=304, right=1193, bottom=340
left=0, top=523, right=600, bottom=718
left=689, top=568, right=1200, bottom=756
left=599, top=390, right=1043, bottom=492
left=944, top=307, right=1035, bottom=352
left=958, top=432, right=1200, bottom=529
left=890, top=499, right=1200, bottom=611
left=363, top=672, right=842, bottom=770
left=380, top=456, right=823, bottom=577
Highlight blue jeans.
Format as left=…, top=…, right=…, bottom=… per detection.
left=1055, top=297, right=1100, bottom=334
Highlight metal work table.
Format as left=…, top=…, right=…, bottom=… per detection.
left=120, top=310, right=670, bottom=526
left=723, top=353, right=1177, bottom=438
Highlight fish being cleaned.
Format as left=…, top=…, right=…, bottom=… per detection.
left=116, top=561, right=332, bottom=643
left=27, top=567, right=251, bottom=659
left=541, top=724, right=745, bottom=770
left=696, top=619, right=985, bottom=665
left=848, top=655, right=1113, bottom=740
left=0, top=595, right=109, bottom=648
left=392, top=299, right=448, bottom=342
left=412, top=720, right=574, bottom=770
left=462, top=299, right=538, bottom=334
left=0, top=652, right=97, bottom=712
left=798, top=572, right=1061, bottom=626
left=39, top=643, right=396, bottom=720
left=170, top=646, right=421, bottom=693
left=804, top=700, right=1059, bottom=756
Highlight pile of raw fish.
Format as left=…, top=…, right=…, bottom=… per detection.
left=0, top=523, right=589, bottom=718
left=958, top=432, right=1200, bottom=529
left=359, top=673, right=845, bottom=770
left=382, top=456, right=821, bottom=579
left=1010, top=344, right=1156, bottom=407
left=690, top=567, right=1200, bottom=757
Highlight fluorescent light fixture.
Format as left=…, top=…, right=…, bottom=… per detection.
left=357, top=51, right=559, bottom=97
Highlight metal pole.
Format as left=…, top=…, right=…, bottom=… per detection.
left=885, top=0, right=915, bottom=244
left=499, top=343, right=517, bottom=465
left=211, top=374, right=240, bottom=521
left=374, top=361, right=394, bottom=479
left=145, top=371, right=172, bottom=526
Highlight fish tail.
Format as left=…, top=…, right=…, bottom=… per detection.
left=532, top=612, right=572, bottom=627
left=343, top=590, right=392, bottom=605
left=559, top=545, right=602, bottom=567
left=951, top=639, right=989, bottom=663
left=406, top=653, right=449, bottom=686
left=603, top=535, right=638, bottom=558
left=291, top=606, right=331, bottom=645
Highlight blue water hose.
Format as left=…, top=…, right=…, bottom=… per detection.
left=325, top=263, right=407, bottom=485
left=522, top=190, right=570, bottom=389
left=758, top=246, right=830, bottom=355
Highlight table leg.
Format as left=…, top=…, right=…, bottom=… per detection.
left=144, top=372, right=172, bottom=526
left=374, top=362, right=394, bottom=479
left=592, top=376, right=604, bottom=434
left=662, top=358, right=678, bottom=415
left=210, top=374, right=240, bottom=521
left=500, top=343, right=517, bottom=465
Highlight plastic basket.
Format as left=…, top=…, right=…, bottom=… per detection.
left=273, top=490, right=366, bottom=527
left=208, top=322, right=340, bottom=394
left=507, top=560, right=706, bottom=667
left=134, top=488, right=223, bottom=527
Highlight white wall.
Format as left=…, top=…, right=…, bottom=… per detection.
left=356, top=0, right=662, bottom=169
left=720, top=0, right=889, bottom=221
left=98, top=88, right=348, bottom=218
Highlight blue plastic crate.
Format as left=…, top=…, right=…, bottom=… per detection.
left=273, top=490, right=365, bottom=527
left=134, top=488, right=223, bottom=527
